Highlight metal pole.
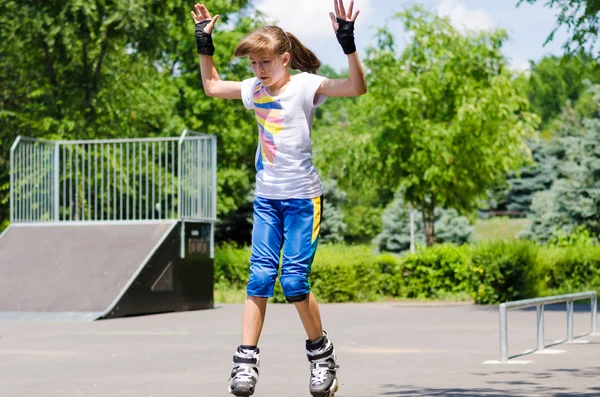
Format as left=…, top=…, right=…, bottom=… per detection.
left=178, top=141, right=183, bottom=220
left=500, top=303, right=508, bottom=362
left=9, top=138, right=19, bottom=222
left=409, top=207, right=415, bottom=253
left=212, top=136, right=217, bottom=222
left=567, top=300, right=574, bottom=342
left=54, top=143, right=60, bottom=221
left=180, top=220, right=185, bottom=259
left=592, top=294, right=597, bottom=335
left=537, top=304, right=545, bottom=351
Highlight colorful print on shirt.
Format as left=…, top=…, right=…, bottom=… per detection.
left=253, top=84, right=284, bottom=170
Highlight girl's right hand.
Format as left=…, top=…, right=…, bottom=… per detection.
left=191, top=3, right=220, bottom=34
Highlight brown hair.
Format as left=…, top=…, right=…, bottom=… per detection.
left=234, top=26, right=321, bottom=74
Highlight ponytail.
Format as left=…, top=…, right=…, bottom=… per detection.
left=286, top=32, right=321, bottom=74
left=234, top=26, right=321, bottom=74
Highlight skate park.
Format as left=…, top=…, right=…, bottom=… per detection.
left=1, top=133, right=600, bottom=396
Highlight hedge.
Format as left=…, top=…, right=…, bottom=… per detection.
left=214, top=239, right=600, bottom=304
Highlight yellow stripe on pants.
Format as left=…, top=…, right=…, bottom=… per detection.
left=311, top=197, right=322, bottom=243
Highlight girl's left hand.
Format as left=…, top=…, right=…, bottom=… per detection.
left=329, top=0, right=360, bottom=32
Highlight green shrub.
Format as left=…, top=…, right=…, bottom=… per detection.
left=398, top=244, right=471, bottom=299
left=310, top=244, right=380, bottom=302
left=214, top=243, right=382, bottom=303
left=375, top=253, right=403, bottom=297
left=214, top=243, right=251, bottom=288
left=538, top=242, right=600, bottom=295
left=469, top=240, right=540, bottom=304
left=214, top=238, right=600, bottom=305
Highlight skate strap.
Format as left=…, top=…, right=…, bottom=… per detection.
left=232, top=356, right=257, bottom=364
left=307, top=345, right=334, bottom=361
left=231, top=364, right=259, bottom=380
left=311, top=362, right=339, bottom=370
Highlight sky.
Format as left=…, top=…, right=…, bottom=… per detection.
left=254, top=0, right=570, bottom=72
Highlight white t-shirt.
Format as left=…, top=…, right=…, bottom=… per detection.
left=241, top=72, right=327, bottom=199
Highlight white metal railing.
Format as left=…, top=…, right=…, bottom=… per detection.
left=10, top=130, right=216, bottom=224
left=499, top=291, right=597, bottom=362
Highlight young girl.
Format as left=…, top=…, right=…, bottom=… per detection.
left=190, top=1, right=367, bottom=396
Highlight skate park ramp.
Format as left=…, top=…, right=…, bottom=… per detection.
left=0, top=222, right=179, bottom=321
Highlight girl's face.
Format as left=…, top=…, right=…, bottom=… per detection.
left=249, top=51, right=291, bottom=87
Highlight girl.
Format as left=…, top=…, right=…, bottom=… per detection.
left=190, top=1, right=367, bottom=396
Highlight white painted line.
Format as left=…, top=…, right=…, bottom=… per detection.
left=534, top=349, right=565, bottom=355
left=483, top=360, right=532, bottom=365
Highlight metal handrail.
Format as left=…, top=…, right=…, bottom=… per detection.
left=499, top=291, right=597, bottom=362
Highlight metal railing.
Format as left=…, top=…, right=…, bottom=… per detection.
left=499, top=291, right=597, bottom=362
left=10, top=130, right=216, bottom=224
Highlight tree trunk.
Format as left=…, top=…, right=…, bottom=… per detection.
left=421, top=195, right=436, bottom=247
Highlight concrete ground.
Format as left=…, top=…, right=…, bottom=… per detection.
left=1, top=302, right=599, bottom=397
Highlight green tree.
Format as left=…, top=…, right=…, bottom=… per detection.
left=518, top=0, right=600, bottom=57
left=375, top=192, right=473, bottom=253
left=485, top=138, right=559, bottom=216
left=320, top=6, right=539, bottom=246
left=524, top=107, right=600, bottom=241
left=320, top=179, right=348, bottom=244
left=0, top=0, right=255, bottom=229
left=528, top=55, right=600, bottom=129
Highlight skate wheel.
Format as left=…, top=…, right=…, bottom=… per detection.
left=329, top=378, right=339, bottom=397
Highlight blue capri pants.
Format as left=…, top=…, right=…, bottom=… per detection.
left=247, top=195, right=322, bottom=299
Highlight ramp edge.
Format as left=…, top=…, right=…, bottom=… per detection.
left=0, top=312, right=103, bottom=322
left=98, top=220, right=179, bottom=319
left=0, top=224, right=12, bottom=241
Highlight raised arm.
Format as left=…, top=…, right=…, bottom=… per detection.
left=317, top=0, right=367, bottom=98
left=192, top=3, right=242, bottom=99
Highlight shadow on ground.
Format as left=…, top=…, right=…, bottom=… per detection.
left=377, top=385, right=600, bottom=396
left=375, top=367, right=600, bottom=396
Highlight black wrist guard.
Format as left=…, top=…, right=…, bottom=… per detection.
left=335, top=18, right=356, bottom=55
left=195, top=21, right=215, bottom=56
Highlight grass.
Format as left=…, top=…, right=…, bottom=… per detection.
left=474, top=217, right=531, bottom=241
left=214, top=282, right=248, bottom=304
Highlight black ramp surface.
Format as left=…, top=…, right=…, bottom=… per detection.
left=0, top=222, right=176, bottom=313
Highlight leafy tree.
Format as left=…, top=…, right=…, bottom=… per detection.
left=320, top=6, right=539, bottom=246
left=0, top=0, right=255, bottom=229
left=375, top=193, right=473, bottom=253
left=528, top=55, right=600, bottom=129
left=518, top=0, right=600, bottom=57
left=343, top=205, right=383, bottom=244
left=524, top=110, right=600, bottom=241
left=320, top=179, right=348, bottom=244
left=485, top=138, right=559, bottom=216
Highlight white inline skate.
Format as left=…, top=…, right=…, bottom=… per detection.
left=228, top=346, right=260, bottom=397
left=306, top=332, right=339, bottom=397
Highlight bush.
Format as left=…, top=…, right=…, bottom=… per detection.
left=398, top=244, right=471, bottom=299
left=214, top=243, right=251, bottom=288
left=469, top=240, right=541, bottom=304
left=538, top=236, right=600, bottom=295
left=214, top=243, right=383, bottom=303
left=375, top=253, right=404, bottom=297
left=309, top=244, right=380, bottom=302
left=214, top=237, right=600, bottom=305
